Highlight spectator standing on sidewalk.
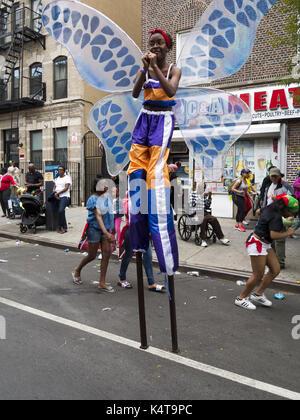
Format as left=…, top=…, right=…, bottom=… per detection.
left=73, top=178, right=116, bottom=293
left=261, top=167, right=294, bottom=268
left=0, top=167, right=16, bottom=217
left=52, top=166, right=72, bottom=234
left=259, top=165, right=276, bottom=207
left=8, top=161, right=20, bottom=186
left=25, top=163, right=44, bottom=201
left=232, top=169, right=251, bottom=232
left=235, top=194, right=298, bottom=310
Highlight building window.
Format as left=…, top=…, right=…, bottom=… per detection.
left=176, top=30, right=191, bottom=63
left=11, top=68, right=20, bottom=100
left=12, top=3, right=22, bottom=31
left=53, top=56, right=67, bottom=100
left=0, top=80, right=7, bottom=102
left=54, top=127, right=68, bottom=164
left=31, top=0, right=42, bottom=32
left=0, top=10, right=8, bottom=46
left=30, top=63, right=42, bottom=97
left=30, top=130, right=43, bottom=169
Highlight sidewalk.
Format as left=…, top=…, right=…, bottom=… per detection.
left=0, top=206, right=299, bottom=285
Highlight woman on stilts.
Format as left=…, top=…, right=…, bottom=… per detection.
left=128, top=29, right=182, bottom=277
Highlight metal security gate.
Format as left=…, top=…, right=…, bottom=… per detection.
left=84, top=131, right=110, bottom=203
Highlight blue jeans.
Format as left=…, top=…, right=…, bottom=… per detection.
left=52, top=197, right=70, bottom=230
left=119, top=229, right=155, bottom=286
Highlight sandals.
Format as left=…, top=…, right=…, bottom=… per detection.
left=72, top=272, right=82, bottom=285
left=118, top=281, right=133, bottom=289
left=97, top=285, right=115, bottom=293
left=149, top=284, right=166, bottom=293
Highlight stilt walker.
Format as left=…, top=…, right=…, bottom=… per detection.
left=43, top=0, right=277, bottom=352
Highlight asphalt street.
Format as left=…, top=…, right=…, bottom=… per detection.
left=0, top=238, right=300, bottom=401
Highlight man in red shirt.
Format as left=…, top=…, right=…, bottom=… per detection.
left=0, top=167, right=16, bottom=217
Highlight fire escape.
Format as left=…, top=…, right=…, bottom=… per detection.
left=0, top=0, right=46, bottom=151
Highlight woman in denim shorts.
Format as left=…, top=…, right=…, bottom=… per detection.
left=73, top=178, right=116, bottom=292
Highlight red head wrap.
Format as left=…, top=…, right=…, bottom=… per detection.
left=148, top=29, right=171, bottom=50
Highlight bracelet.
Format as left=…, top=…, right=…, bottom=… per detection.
left=139, top=69, right=147, bottom=74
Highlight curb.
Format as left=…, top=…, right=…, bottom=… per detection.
left=1, top=230, right=299, bottom=294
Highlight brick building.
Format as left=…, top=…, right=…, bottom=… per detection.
left=142, top=0, right=300, bottom=213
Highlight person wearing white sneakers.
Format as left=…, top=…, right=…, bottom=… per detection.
left=235, top=194, right=299, bottom=310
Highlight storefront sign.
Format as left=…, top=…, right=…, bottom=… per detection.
left=232, top=84, right=300, bottom=121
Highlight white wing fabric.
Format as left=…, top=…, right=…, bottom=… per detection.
left=88, top=92, right=143, bottom=176
left=174, top=88, right=251, bottom=169
left=178, top=0, right=278, bottom=86
left=42, top=0, right=142, bottom=92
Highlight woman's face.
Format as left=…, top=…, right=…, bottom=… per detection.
left=149, top=33, right=168, bottom=59
left=270, top=175, right=280, bottom=184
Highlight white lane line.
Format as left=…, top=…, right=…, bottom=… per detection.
left=0, top=295, right=299, bottom=401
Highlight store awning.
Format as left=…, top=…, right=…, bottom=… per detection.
left=242, top=123, right=281, bottom=138
left=172, top=123, right=281, bottom=141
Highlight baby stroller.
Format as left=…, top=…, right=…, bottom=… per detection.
left=7, top=193, right=23, bottom=219
left=19, top=194, right=46, bottom=234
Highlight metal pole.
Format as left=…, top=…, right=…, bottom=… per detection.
left=168, top=275, right=179, bottom=353
left=136, top=252, right=148, bottom=350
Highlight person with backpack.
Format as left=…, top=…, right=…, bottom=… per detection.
left=231, top=169, right=252, bottom=232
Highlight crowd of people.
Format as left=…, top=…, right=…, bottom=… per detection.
left=1, top=159, right=299, bottom=311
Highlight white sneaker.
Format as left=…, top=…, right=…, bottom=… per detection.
left=242, top=220, right=249, bottom=225
left=220, top=238, right=230, bottom=245
left=250, top=293, right=272, bottom=307
left=235, top=297, right=256, bottom=310
left=201, top=240, right=208, bottom=247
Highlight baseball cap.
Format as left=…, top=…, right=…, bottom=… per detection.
left=241, top=169, right=250, bottom=175
left=269, top=167, right=281, bottom=177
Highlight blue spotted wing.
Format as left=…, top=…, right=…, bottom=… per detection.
left=42, top=0, right=142, bottom=92
left=178, top=0, right=277, bottom=86
left=174, top=87, right=251, bottom=170
left=88, top=92, right=143, bottom=176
